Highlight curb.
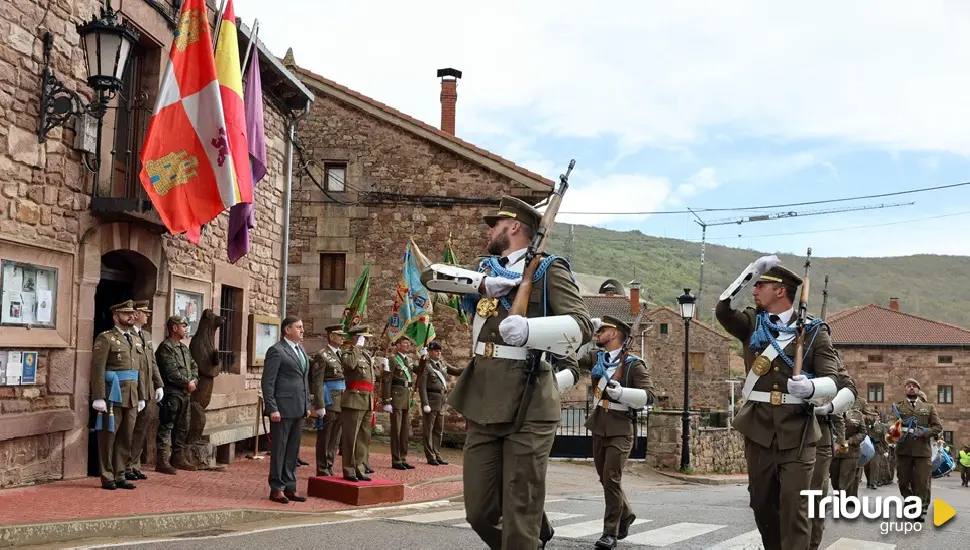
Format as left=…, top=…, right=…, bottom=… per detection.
left=0, top=509, right=301, bottom=548
left=655, top=471, right=748, bottom=486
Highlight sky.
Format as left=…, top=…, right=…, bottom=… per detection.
left=234, top=0, right=970, bottom=259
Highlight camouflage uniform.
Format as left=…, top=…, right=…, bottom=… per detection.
left=155, top=315, right=199, bottom=472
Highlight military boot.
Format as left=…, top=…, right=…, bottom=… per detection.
left=171, top=452, right=199, bottom=471
left=156, top=449, right=177, bottom=475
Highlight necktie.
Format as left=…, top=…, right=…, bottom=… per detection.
left=297, top=346, right=307, bottom=370
left=768, top=315, right=780, bottom=338
left=498, top=256, right=509, bottom=267
left=124, top=333, right=132, bottom=347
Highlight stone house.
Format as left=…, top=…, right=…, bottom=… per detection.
left=0, top=0, right=311, bottom=487
left=828, top=298, right=970, bottom=448
left=278, top=54, right=556, bottom=437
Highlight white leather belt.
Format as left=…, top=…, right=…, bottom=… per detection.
left=747, top=390, right=805, bottom=406
left=598, top=400, right=630, bottom=411
left=474, top=341, right=528, bottom=360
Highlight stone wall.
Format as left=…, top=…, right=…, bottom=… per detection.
left=838, top=346, right=970, bottom=447
left=646, top=410, right=746, bottom=474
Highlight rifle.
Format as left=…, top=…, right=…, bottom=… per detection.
left=794, top=247, right=814, bottom=459
left=510, top=159, right=575, bottom=433
left=820, top=275, right=830, bottom=320
left=612, top=310, right=645, bottom=422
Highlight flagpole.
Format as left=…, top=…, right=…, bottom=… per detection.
left=241, top=19, right=259, bottom=77
left=212, top=0, right=228, bottom=53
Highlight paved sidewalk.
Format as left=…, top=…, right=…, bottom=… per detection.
left=0, top=439, right=463, bottom=526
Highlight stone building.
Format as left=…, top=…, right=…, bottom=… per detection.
left=0, top=0, right=311, bottom=487
left=828, top=298, right=970, bottom=448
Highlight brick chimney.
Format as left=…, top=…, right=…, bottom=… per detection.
left=437, top=68, right=461, bottom=135
left=629, top=280, right=642, bottom=315
left=889, top=297, right=900, bottom=311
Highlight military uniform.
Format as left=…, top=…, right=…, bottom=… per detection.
left=384, top=346, right=417, bottom=469
left=892, top=378, right=942, bottom=519
left=421, top=196, right=593, bottom=549
left=419, top=341, right=465, bottom=465
left=311, top=324, right=346, bottom=476
left=715, top=259, right=848, bottom=550
left=340, top=325, right=377, bottom=481
left=155, top=315, right=199, bottom=472
left=90, top=300, right=146, bottom=489
left=577, top=316, right=653, bottom=549
left=830, top=404, right=868, bottom=497
left=126, top=300, right=164, bottom=480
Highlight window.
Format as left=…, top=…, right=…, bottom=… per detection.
left=938, top=385, right=954, bottom=404
left=0, top=260, right=57, bottom=328
left=319, top=253, right=346, bottom=290
left=867, top=354, right=883, bottom=363
left=218, top=285, right=242, bottom=374
left=690, top=352, right=705, bottom=371
left=324, top=162, right=347, bottom=192
left=938, top=355, right=953, bottom=364
left=943, top=431, right=954, bottom=445
left=867, top=383, right=884, bottom=403
left=660, top=323, right=668, bottom=335
left=109, top=43, right=154, bottom=201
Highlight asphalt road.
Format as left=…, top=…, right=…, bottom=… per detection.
left=79, top=472, right=970, bottom=549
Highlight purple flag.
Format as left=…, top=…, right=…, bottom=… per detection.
left=227, top=44, right=268, bottom=263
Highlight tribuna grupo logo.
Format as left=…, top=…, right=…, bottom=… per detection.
left=802, top=490, right=924, bottom=535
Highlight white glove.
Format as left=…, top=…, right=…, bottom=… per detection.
left=814, top=402, right=834, bottom=415
left=155, top=387, right=164, bottom=403
left=93, top=399, right=107, bottom=413
left=788, top=375, right=815, bottom=399
left=382, top=358, right=390, bottom=371
left=484, top=276, right=521, bottom=297
left=420, top=347, right=428, bottom=358
left=423, top=405, right=431, bottom=413
left=316, top=408, right=326, bottom=418
left=383, top=404, right=393, bottom=413
left=590, top=318, right=603, bottom=332
left=356, top=336, right=365, bottom=347
left=499, top=315, right=529, bottom=346
left=137, top=400, right=146, bottom=412
left=605, top=380, right=623, bottom=400
left=884, top=452, right=889, bottom=457
left=753, top=255, right=780, bottom=276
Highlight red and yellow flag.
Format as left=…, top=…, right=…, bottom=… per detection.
left=214, top=0, right=252, bottom=207
left=138, top=0, right=240, bottom=243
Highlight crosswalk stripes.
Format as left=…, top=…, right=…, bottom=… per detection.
left=383, top=508, right=896, bottom=548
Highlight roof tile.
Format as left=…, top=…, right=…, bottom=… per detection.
left=827, top=304, right=970, bottom=345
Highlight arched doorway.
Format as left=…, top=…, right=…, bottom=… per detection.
left=87, top=249, right=159, bottom=477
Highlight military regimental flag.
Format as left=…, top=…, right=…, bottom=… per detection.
left=434, top=234, right=469, bottom=326
left=340, top=265, right=371, bottom=333
left=387, top=238, right=436, bottom=347
left=138, top=0, right=245, bottom=244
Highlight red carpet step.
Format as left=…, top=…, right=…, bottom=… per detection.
left=307, top=475, right=405, bottom=506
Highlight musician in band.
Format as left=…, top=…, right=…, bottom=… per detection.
left=715, top=255, right=853, bottom=550
left=890, top=378, right=942, bottom=521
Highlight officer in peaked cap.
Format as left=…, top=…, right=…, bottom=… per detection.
left=418, top=340, right=464, bottom=465
left=483, top=195, right=542, bottom=231
left=126, top=300, right=164, bottom=481
left=91, top=299, right=145, bottom=490
left=311, top=323, right=349, bottom=476
left=340, top=324, right=379, bottom=481
left=714, top=255, right=853, bottom=549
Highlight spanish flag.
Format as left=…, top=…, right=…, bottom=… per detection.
left=138, top=0, right=240, bottom=243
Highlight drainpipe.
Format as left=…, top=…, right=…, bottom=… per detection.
left=280, top=100, right=311, bottom=319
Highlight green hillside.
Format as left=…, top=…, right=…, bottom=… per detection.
left=545, top=223, right=970, bottom=329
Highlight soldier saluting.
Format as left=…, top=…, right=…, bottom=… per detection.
left=422, top=195, right=593, bottom=549
left=892, top=378, right=942, bottom=522
left=340, top=325, right=378, bottom=482
left=419, top=341, right=464, bottom=465
left=576, top=315, right=653, bottom=549
left=90, top=300, right=146, bottom=490
left=310, top=324, right=347, bottom=477
left=715, top=255, right=848, bottom=550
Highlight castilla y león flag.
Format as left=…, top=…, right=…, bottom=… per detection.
left=138, top=0, right=247, bottom=243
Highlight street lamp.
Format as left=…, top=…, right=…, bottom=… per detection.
left=38, top=1, right=139, bottom=175
left=678, top=288, right=696, bottom=472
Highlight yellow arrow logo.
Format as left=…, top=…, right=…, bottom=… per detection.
left=934, top=499, right=956, bottom=527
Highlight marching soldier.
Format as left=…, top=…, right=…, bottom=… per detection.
left=126, top=300, right=164, bottom=481
left=422, top=195, right=593, bottom=549
left=576, top=315, right=653, bottom=549
left=311, top=324, right=347, bottom=477
left=892, top=378, right=942, bottom=521
left=715, top=255, right=848, bottom=550
left=829, top=397, right=868, bottom=498
left=383, top=336, right=418, bottom=470
left=419, top=341, right=465, bottom=465
left=340, top=325, right=378, bottom=482
left=91, top=300, right=146, bottom=490
left=155, top=315, right=199, bottom=473
left=867, top=415, right=889, bottom=488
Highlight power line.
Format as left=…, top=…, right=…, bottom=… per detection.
left=701, top=210, right=970, bottom=241
left=557, top=180, right=970, bottom=215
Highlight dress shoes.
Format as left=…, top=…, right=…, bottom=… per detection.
left=284, top=492, right=307, bottom=502
left=356, top=473, right=372, bottom=482
left=594, top=534, right=618, bottom=548
left=101, top=481, right=117, bottom=491
left=365, top=466, right=375, bottom=474
left=436, top=459, right=449, bottom=465
left=427, top=460, right=440, bottom=466
left=343, top=475, right=359, bottom=482
left=392, top=464, right=408, bottom=471
left=115, top=480, right=137, bottom=490
left=618, top=513, right=636, bottom=539
left=297, top=458, right=309, bottom=467
left=269, top=491, right=289, bottom=504
left=403, top=462, right=415, bottom=469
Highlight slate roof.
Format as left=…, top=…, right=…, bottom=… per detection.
left=827, top=304, right=970, bottom=346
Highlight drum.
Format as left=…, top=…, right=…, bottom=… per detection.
left=858, top=435, right=875, bottom=466
left=933, top=448, right=955, bottom=478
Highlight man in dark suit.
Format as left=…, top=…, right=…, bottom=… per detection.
left=261, top=316, right=312, bottom=504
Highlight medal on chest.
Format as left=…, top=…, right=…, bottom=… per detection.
left=477, top=297, right=499, bottom=318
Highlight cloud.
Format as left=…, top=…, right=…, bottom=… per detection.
left=676, top=167, right=720, bottom=199
left=546, top=172, right=672, bottom=225
left=236, top=0, right=970, bottom=159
